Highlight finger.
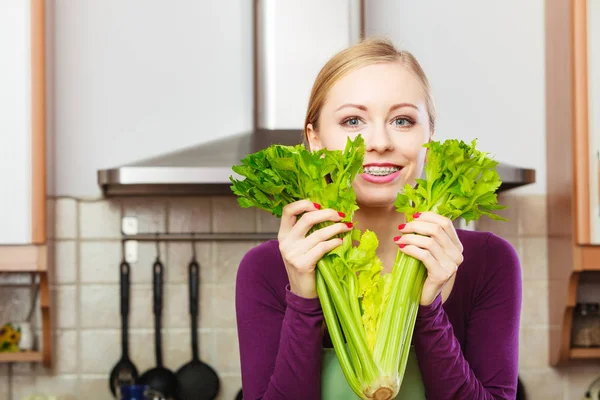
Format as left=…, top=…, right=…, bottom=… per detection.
left=303, top=222, right=352, bottom=253
left=279, top=199, right=321, bottom=238
left=299, top=238, right=345, bottom=269
left=411, top=212, right=463, bottom=252
left=396, top=233, right=447, bottom=264
left=399, top=220, right=455, bottom=252
left=399, top=244, right=456, bottom=284
left=397, top=234, right=461, bottom=276
left=292, top=208, right=345, bottom=238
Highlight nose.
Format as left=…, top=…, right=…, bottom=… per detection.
left=365, top=122, right=394, bottom=153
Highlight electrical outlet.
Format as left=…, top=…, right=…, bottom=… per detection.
left=122, top=217, right=138, bottom=235
left=124, top=240, right=138, bottom=263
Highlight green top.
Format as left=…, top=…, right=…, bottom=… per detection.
left=320, top=346, right=425, bottom=399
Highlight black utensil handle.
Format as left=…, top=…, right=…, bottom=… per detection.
left=189, top=260, right=200, bottom=360
left=153, top=259, right=163, bottom=316
left=153, top=259, right=164, bottom=367
left=120, top=261, right=131, bottom=357
left=189, top=261, right=199, bottom=317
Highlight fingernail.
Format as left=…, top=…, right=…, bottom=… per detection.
left=398, top=223, right=406, bottom=230
left=398, top=244, right=406, bottom=249
left=338, top=212, right=346, bottom=218
left=393, top=236, right=401, bottom=241
left=313, top=202, right=321, bottom=210
left=413, top=212, right=421, bottom=218
left=345, top=222, right=353, bottom=228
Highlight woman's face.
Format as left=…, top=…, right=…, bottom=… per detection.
left=307, top=61, right=433, bottom=208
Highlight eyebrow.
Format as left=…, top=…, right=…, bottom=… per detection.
left=335, top=103, right=419, bottom=112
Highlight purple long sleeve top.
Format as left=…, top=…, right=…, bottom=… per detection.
left=235, top=229, right=522, bottom=400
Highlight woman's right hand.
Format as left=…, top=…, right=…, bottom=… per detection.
left=278, top=199, right=352, bottom=299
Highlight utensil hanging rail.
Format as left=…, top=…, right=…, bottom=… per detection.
left=121, top=232, right=277, bottom=242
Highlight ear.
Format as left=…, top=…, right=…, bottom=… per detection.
left=306, top=123, right=323, bottom=151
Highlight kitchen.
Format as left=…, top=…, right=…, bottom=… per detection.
left=1, top=0, right=600, bottom=399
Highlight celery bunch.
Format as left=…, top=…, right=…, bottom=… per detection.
left=230, top=136, right=506, bottom=399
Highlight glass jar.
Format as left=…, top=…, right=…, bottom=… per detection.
left=572, top=303, right=600, bottom=347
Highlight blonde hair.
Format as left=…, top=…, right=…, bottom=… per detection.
left=303, top=37, right=436, bottom=145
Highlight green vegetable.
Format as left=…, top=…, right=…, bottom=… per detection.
left=230, top=135, right=506, bottom=399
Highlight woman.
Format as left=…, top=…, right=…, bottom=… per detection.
left=235, top=37, right=521, bottom=400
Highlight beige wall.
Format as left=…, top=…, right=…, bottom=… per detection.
left=0, top=193, right=599, bottom=399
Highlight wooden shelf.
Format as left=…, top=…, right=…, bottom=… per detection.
left=0, top=245, right=47, bottom=272
left=0, top=351, right=43, bottom=363
left=569, top=348, right=600, bottom=359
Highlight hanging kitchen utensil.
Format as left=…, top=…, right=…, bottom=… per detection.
left=109, top=255, right=139, bottom=396
left=139, top=238, right=179, bottom=399
left=176, top=240, right=220, bottom=400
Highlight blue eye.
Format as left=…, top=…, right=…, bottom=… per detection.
left=341, top=117, right=363, bottom=128
left=393, top=117, right=413, bottom=127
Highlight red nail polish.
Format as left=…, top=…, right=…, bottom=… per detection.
left=393, top=236, right=401, bottom=241
left=345, top=222, right=353, bottom=228
left=338, top=212, right=345, bottom=218
left=413, top=212, right=421, bottom=218
left=313, top=202, right=321, bottom=210
left=398, top=223, right=406, bottom=230
left=398, top=244, right=406, bottom=248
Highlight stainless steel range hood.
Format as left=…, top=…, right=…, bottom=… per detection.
left=98, top=0, right=535, bottom=197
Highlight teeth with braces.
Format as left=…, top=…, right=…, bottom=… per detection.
left=363, top=166, right=401, bottom=176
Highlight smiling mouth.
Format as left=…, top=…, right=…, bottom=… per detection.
left=362, top=164, right=403, bottom=176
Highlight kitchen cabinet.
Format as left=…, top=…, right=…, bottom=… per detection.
left=546, top=0, right=600, bottom=365
left=0, top=0, right=51, bottom=367
left=0, top=0, right=46, bottom=245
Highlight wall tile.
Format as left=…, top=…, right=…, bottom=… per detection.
left=80, top=241, right=121, bottom=284
left=214, top=330, right=240, bottom=374
left=122, top=198, right=167, bottom=233
left=46, top=197, right=56, bottom=239
left=519, top=368, right=566, bottom=400
left=35, top=375, right=79, bottom=398
left=79, top=200, right=121, bottom=239
left=79, top=377, right=113, bottom=400
left=518, top=195, right=548, bottom=237
left=475, top=194, right=519, bottom=237
left=168, top=197, right=211, bottom=233
left=129, top=284, right=153, bottom=329
left=53, top=285, right=77, bottom=329
left=520, top=237, right=548, bottom=281
left=80, top=330, right=120, bottom=374
left=565, top=362, right=600, bottom=399
left=0, top=372, right=7, bottom=400
left=166, top=241, right=213, bottom=284
left=214, top=242, right=258, bottom=283
left=163, top=330, right=217, bottom=370
left=257, top=210, right=280, bottom=233
left=129, top=330, right=157, bottom=373
left=521, top=280, right=549, bottom=326
left=519, top=326, right=549, bottom=369
left=212, top=196, right=257, bottom=233
left=212, top=284, right=236, bottom=329
left=131, top=241, right=167, bottom=284
left=54, top=330, right=78, bottom=373
left=55, top=198, right=78, bottom=239
left=217, top=375, right=243, bottom=400
left=10, top=375, right=37, bottom=400
left=164, top=283, right=191, bottom=329
left=52, top=240, right=77, bottom=284
left=80, top=284, right=119, bottom=328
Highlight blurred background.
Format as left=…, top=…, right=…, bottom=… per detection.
left=0, top=0, right=599, bottom=399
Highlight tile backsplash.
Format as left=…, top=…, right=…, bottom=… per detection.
left=0, top=193, right=598, bottom=399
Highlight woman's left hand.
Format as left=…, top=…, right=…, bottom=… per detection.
left=393, top=212, right=464, bottom=306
